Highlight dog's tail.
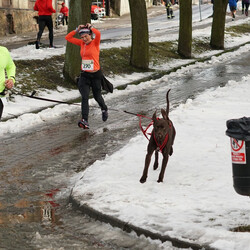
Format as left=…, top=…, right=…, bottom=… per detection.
left=166, top=89, right=171, bottom=117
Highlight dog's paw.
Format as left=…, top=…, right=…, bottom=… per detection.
left=140, top=176, right=147, bottom=183
left=157, top=179, right=163, bottom=183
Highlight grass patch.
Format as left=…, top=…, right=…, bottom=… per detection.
left=149, top=41, right=180, bottom=65
left=100, top=47, right=144, bottom=76
left=15, top=55, right=73, bottom=94
left=192, top=37, right=213, bottom=55
left=100, top=41, right=180, bottom=75
left=231, top=225, right=250, bottom=232
left=226, top=23, right=250, bottom=36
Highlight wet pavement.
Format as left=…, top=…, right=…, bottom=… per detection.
left=1, top=48, right=250, bottom=248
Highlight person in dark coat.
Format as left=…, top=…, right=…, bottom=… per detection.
left=34, top=0, right=56, bottom=49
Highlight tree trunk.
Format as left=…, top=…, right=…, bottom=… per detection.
left=178, top=0, right=192, bottom=58
left=210, top=0, right=228, bottom=49
left=128, top=0, right=149, bottom=69
left=64, top=0, right=92, bottom=83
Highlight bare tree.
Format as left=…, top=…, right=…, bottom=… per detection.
left=210, top=0, right=228, bottom=49
left=64, top=0, right=92, bottom=83
left=178, top=0, right=192, bottom=58
left=128, top=0, right=149, bottom=69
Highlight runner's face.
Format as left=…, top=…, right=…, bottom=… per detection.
left=81, top=34, right=91, bottom=44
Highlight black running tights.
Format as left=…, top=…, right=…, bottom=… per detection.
left=37, top=15, right=54, bottom=46
left=78, top=72, right=107, bottom=122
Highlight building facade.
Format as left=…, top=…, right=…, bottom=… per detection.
left=0, top=0, right=65, bottom=37
left=111, top=0, right=154, bottom=16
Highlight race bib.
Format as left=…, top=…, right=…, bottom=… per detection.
left=82, top=60, right=94, bottom=71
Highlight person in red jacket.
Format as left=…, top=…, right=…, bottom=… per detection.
left=60, top=2, right=69, bottom=25
left=34, top=0, right=56, bottom=49
left=65, top=23, right=108, bottom=129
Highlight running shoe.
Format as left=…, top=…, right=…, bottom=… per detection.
left=102, top=110, right=108, bottom=122
left=78, top=119, right=89, bottom=129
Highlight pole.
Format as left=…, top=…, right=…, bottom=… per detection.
left=105, top=0, right=110, bottom=16
left=199, top=0, right=202, bottom=21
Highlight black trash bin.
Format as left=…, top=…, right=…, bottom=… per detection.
left=226, top=117, right=250, bottom=196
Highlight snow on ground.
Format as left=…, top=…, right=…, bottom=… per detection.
left=71, top=74, right=250, bottom=250
left=11, top=45, right=66, bottom=60
left=1, top=5, right=250, bottom=250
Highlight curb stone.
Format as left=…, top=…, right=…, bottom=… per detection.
left=69, top=195, right=215, bottom=250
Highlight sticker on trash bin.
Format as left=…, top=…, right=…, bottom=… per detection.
left=230, top=138, right=246, bottom=164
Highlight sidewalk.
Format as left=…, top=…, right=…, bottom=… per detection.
left=94, top=4, right=167, bottom=30
left=0, top=5, right=167, bottom=48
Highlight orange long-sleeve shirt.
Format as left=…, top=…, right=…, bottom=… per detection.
left=34, top=0, right=56, bottom=16
left=65, top=28, right=101, bottom=72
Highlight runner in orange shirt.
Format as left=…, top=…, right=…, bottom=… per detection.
left=65, top=23, right=108, bottom=129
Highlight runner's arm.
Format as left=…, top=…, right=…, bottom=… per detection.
left=65, top=30, right=82, bottom=46
left=5, top=50, right=16, bottom=84
left=47, top=2, right=56, bottom=13
left=34, top=2, right=38, bottom=11
left=91, top=28, right=101, bottom=45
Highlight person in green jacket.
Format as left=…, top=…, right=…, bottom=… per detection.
left=0, top=46, right=16, bottom=120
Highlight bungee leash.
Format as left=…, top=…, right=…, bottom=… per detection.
left=10, top=89, right=154, bottom=138
left=11, top=89, right=153, bottom=119
left=12, top=90, right=81, bottom=106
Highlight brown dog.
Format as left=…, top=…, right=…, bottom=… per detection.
left=140, top=89, right=176, bottom=183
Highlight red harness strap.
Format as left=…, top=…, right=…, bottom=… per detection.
left=153, top=131, right=169, bottom=153
left=138, top=114, right=172, bottom=153
left=138, top=114, right=153, bottom=141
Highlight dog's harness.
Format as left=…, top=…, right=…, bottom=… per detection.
left=138, top=115, right=153, bottom=140
left=138, top=114, right=171, bottom=153
left=153, top=130, right=169, bottom=153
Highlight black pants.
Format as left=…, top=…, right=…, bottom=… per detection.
left=37, top=15, right=54, bottom=46
left=62, top=15, right=68, bottom=25
left=78, top=70, right=107, bottom=122
left=245, top=3, right=250, bottom=14
left=166, top=6, right=173, bottom=17
left=242, top=1, right=245, bottom=10
left=0, top=99, right=3, bottom=120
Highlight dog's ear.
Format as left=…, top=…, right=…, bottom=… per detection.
left=152, top=111, right=157, bottom=122
left=161, top=109, right=168, bottom=120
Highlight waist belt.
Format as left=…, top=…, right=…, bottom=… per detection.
left=81, top=70, right=103, bottom=79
